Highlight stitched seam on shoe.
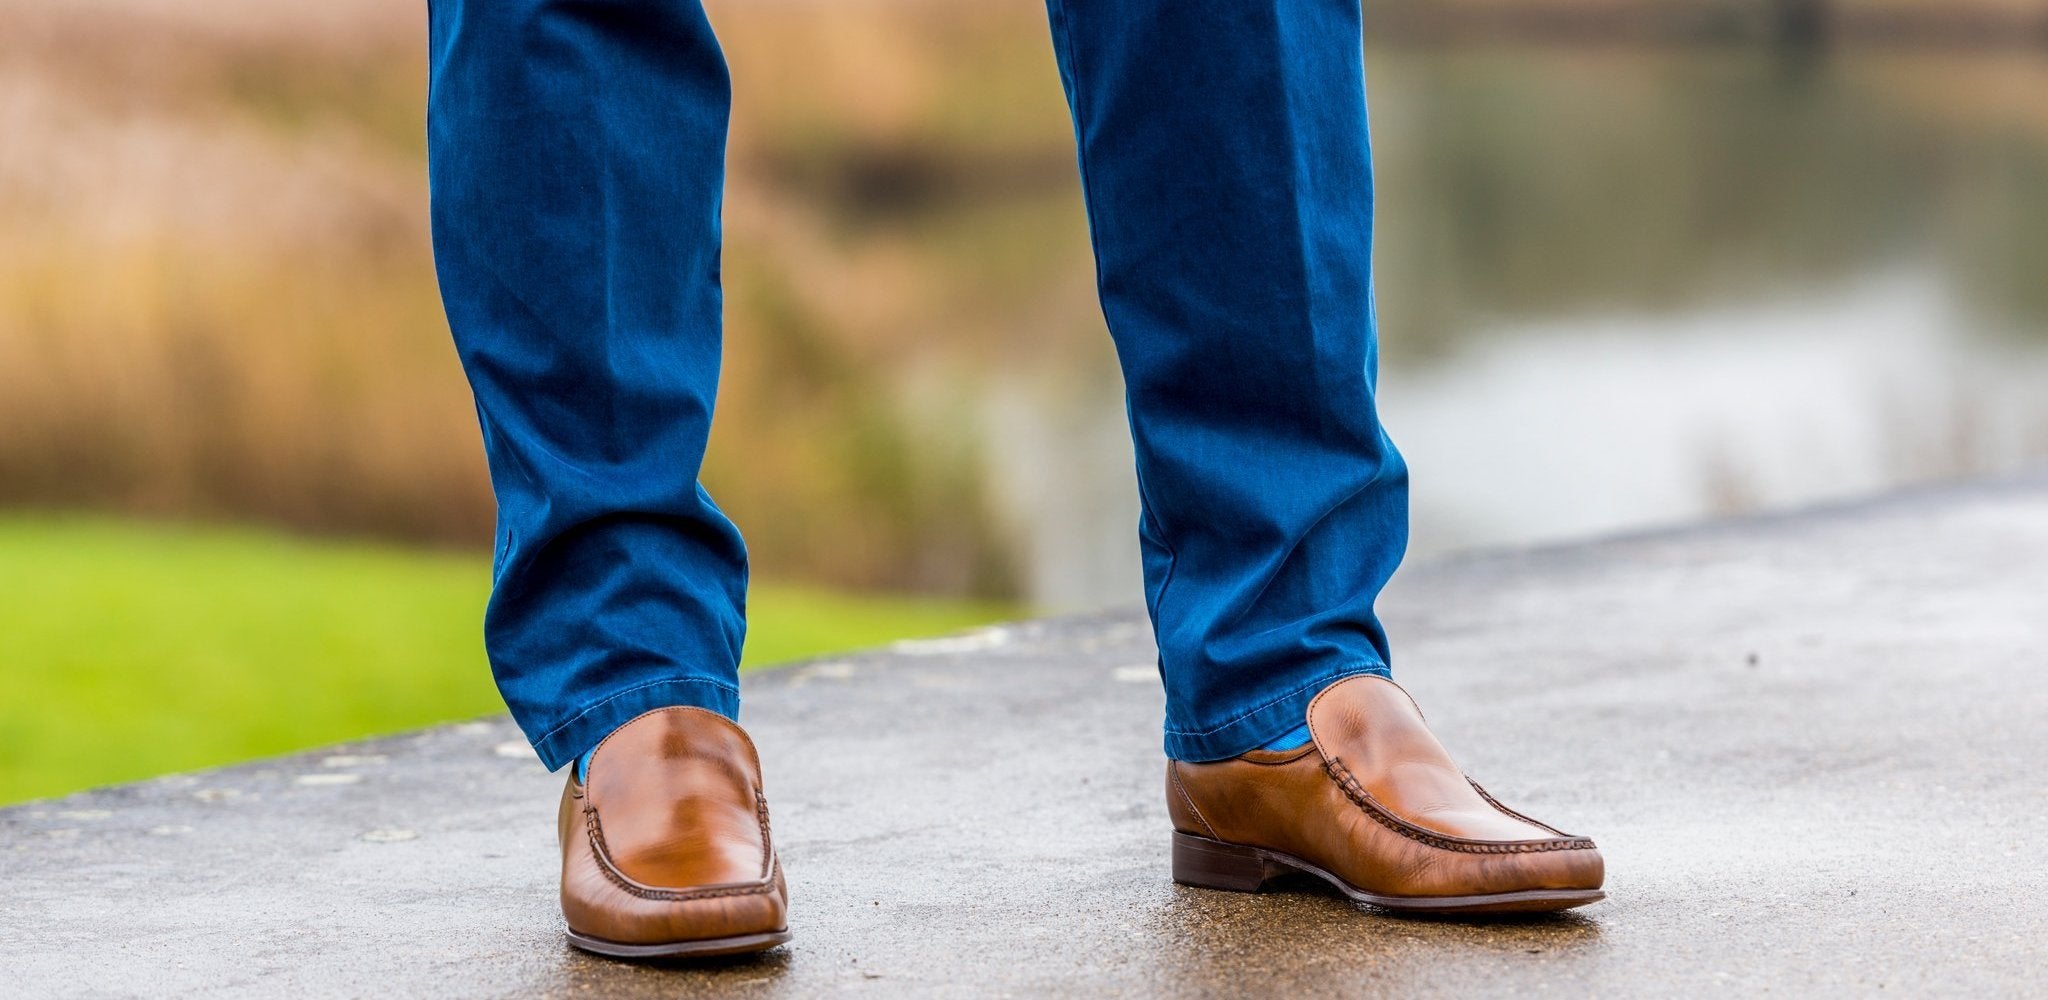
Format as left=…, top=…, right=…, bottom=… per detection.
left=583, top=795, right=779, bottom=902
left=754, top=789, right=773, bottom=881
left=1467, top=778, right=1574, bottom=839
left=1169, top=763, right=1220, bottom=839
left=1324, top=757, right=1596, bottom=855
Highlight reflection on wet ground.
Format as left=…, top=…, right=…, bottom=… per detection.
left=14, top=479, right=2043, bottom=996
left=1131, top=882, right=1606, bottom=994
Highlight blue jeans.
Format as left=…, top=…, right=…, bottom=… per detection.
left=426, top=0, right=1408, bottom=769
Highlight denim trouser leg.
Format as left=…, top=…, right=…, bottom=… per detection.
left=427, top=0, right=745, bottom=771
left=1044, top=0, right=1410, bottom=761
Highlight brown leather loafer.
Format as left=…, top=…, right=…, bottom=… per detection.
left=559, top=706, right=791, bottom=958
left=1168, top=675, right=1605, bottom=914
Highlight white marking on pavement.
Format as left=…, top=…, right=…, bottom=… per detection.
left=295, top=773, right=361, bottom=786
left=892, top=627, right=1012, bottom=656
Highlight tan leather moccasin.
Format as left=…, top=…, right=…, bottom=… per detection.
left=559, top=706, right=791, bottom=958
left=1168, top=674, right=1605, bottom=913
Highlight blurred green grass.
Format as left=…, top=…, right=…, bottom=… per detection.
left=0, top=516, right=1015, bottom=804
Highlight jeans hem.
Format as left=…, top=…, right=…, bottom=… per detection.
left=1162, top=662, right=1391, bottom=763
left=527, top=677, right=740, bottom=771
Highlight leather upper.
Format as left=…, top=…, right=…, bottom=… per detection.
left=559, top=707, right=788, bottom=945
left=1169, top=675, right=1604, bottom=898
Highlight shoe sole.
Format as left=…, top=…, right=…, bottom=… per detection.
left=1172, top=831, right=1604, bottom=914
left=565, top=928, right=791, bottom=960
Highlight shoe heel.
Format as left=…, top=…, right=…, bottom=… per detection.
left=1172, top=831, right=1291, bottom=893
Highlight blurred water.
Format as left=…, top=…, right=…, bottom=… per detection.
left=960, top=45, right=2048, bottom=608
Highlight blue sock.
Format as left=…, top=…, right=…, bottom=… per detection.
left=1259, top=722, right=1312, bottom=752
left=575, top=747, right=595, bottom=783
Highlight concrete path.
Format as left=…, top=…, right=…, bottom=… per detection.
left=5, top=477, right=2046, bottom=997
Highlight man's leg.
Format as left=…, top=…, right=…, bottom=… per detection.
left=429, top=0, right=789, bottom=956
left=1043, top=0, right=1406, bottom=762
left=1043, top=0, right=1605, bottom=911
left=429, top=0, right=743, bottom=770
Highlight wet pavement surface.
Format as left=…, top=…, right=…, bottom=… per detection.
left=5, top=477, right=2045, bottom=997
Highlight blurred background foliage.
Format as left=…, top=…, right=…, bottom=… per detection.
left=1, top=0, right=2045, bottom=801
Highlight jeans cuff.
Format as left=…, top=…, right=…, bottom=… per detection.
left=526, top=678, right=741, bottom=771
left=1161, top=662, right=1391, bottom=763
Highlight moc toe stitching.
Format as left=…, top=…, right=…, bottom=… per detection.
left=1466, top=777, right=1580, bottom=841
left=1324, top=756, right=1596, bottom=855
left=582, top=791, right=781, bottom=902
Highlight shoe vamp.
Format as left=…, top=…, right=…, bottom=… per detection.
left=1374, top=759, right=1553, bottom=842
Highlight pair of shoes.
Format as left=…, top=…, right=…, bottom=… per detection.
left=557, top=676, right=1603, bottom=958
